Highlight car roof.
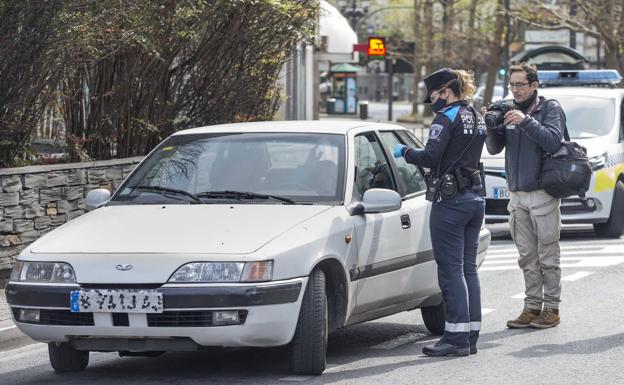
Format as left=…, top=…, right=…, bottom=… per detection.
left=172, top=120, right=404, bottom=136
left=539, top=87, right=624, bottom=98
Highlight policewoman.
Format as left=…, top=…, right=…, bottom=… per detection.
left=394, top=68, right=487, bottom=357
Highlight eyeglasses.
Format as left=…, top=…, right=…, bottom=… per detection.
left=508, top=82, right=530, bottom=89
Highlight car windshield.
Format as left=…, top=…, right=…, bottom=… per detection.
left=554, top=96, right=615, bottom=138
left=112, top=132, right=346, bottom=205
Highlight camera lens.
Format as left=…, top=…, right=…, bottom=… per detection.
left=484, top=111, right=503, bottom=129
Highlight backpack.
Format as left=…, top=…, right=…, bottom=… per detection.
left=540, top=122, right=593, bottom=199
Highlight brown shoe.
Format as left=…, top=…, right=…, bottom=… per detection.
left=530, top=308, right=560, bottom=329
left=506, top=308, right=541, bottom=328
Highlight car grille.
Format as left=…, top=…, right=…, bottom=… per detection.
left=486, top=197, right=598, bottom=217
left=486, top=199, right=510, bottom=216
left=561, top=198, right=598, bottom=214
left=12, top=308, right=95, bottom=326
left=147, top=310, right=248, bottom=327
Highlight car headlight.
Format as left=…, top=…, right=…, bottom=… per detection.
left=169, top=261, right=273, bottom=283
left=589, top=153, right=608, bottom=171
left=10, top=261, right=76, bottom=283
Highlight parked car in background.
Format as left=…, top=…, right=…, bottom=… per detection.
left=482, top=70, right=624, bottom=238
left=6, top=121, right=491, bottom=375
left=473, top=85, right=505, bottom=110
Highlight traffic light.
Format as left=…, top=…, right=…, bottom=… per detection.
left=498, top=67, right=506, bottom=78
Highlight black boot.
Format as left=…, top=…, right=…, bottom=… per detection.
left=422, top=340, right=470, bottom=357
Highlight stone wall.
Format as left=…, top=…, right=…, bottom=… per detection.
left=0, top=157, right=144, bottom=284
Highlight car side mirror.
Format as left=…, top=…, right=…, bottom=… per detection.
left=85, top=189, right=111, bottom=211
left=350, top=188, right=401, bottom=215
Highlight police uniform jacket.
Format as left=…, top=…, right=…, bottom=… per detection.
left=404, top=101, right=487, bottom=177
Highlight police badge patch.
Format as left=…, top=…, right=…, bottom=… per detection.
left=429, top=124, right=444, bottom=140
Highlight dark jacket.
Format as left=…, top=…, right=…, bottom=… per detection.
left=485, top=96, right=565, bottom=192
left=404, top=100, right=486, bottom=175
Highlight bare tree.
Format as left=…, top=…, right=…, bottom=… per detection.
left=511, top=0, right=624, bottom=76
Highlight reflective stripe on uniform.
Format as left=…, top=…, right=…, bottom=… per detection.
left=445, top=321, right=471, bottom=333
left=470, top=321, right=481, bottom=331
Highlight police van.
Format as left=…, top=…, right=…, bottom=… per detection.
left=482, top=70, right=624, bottom=238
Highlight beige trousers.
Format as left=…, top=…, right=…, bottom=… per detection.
left=508, top=190, right=562, bottom=310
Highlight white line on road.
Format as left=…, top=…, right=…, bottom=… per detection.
left=511, top=292, right=525, bottom=299
left=0, top=325, right=16, bottom=333
left=562, top=271, right=594, bottom=281
left=482, top=308, right=495, bottom=315
left=481, top=257, right=624, bottom=271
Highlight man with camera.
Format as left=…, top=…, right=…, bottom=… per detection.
left=483, top=62, right=565, bottom=329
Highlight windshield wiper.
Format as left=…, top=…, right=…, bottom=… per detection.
left=132, top=185, right=201, bottom=203
left=196, top=190, right=296, bottom=204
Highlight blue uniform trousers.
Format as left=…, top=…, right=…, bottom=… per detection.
left=430, top=191, right=485, bottom=348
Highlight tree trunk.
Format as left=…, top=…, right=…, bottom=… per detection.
left=412, top=0, right=423, bottom=115
left=483, top=0, right=504, bottom=107
left=423, top=0, right=434, bottom=117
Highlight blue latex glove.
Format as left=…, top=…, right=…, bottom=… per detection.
left=393, top=144, right=407, bottom=158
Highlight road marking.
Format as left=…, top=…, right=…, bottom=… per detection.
left=481, top=257, right=624, bottom=271
left=482, top=308, right=495, bottom=315
left=511, top=292, right=525, bottom=299
left=562, top=271, right=594, bottom=281
left=0, top=325, right=16, bottom=333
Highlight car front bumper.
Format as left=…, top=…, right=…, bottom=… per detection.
left=484, top=174, right=611, bottom=224
left=5, top=278, right=306, bottom=349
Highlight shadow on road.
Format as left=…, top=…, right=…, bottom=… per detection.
left=509, top=332, right=624, bottom=358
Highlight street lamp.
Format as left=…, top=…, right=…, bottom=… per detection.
left=337, top=0, right=370, bottom=28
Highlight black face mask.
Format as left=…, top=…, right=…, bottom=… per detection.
left=430, top=97, right=447, bottom=114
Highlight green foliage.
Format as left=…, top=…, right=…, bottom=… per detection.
left=0, top=0, right=318, bottom=166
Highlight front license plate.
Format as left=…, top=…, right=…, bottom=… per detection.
left=70, top=289, right=163, bottom=313
left=493, top=187, right=510, bottom=199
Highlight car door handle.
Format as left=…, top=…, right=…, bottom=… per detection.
left=400, top=214, right=411, bottom=229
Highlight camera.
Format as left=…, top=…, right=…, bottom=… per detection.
left=484, top=99, right=516, bottom=130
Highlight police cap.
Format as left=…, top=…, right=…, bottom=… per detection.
left=423, top=68, right=458, bottom=103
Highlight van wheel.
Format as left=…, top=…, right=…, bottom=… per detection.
left=421, top=301, right=446, bottom=335
left=594, top=180, right=624, bottom=238
left=48, top=342, right=89, bottom=373
left=291, top=269, right=327, bottom=375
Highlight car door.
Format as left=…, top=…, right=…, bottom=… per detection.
left=378, top=130, right=439, bottom=299
left=350, top=131, right=416, bottom=314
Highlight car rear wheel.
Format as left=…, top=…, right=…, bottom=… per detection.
left=291, top=268, right=327, bottom=375
left=594, top=180, right=624, bottom=238
left=48, top=342, right=89, bottom=373
left=421, top=301, right=446, bottom=335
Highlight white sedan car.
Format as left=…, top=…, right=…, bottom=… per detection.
left=6, top=121, right=490, bottom=375
left=483, top=73, right=624, bottom=238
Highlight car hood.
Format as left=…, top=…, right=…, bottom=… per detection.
left=481, top=148, right=505, bottom=170
left=30, top=204, right=332, bottom=255
left=481, top=135, right=608, bottom=170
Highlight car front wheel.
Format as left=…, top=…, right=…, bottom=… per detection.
left=421, top=301, right=446, bottom=335
left=48, top=342, right=89, bottom=373
left=291, top=268, right=327, bottom=375
left=594, top=180, right=624, bottom=238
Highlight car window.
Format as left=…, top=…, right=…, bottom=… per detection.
left=113, top=132, right=345, bottom=204
left=378, top=131, right=427, bottom=195
left=353, top=133, right=397, bottom=201
left=553, top=96, right=615, bottom=138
